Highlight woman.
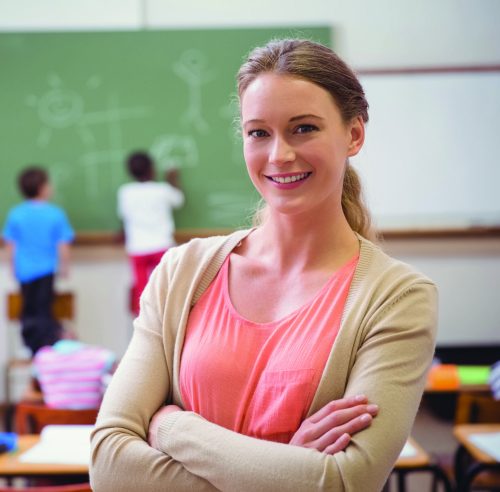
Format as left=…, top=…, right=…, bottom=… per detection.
left=91, top=39, right=437, bottom=491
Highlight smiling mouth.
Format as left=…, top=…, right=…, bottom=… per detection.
left=265, top=172, right=312, bottom=184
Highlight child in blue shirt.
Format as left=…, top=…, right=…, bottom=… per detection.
left=2, top=166, right=75, bottom=354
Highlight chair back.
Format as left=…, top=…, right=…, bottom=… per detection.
left=14, top=401, right=98, bottom=435
left=0, top=484, right=92, bottom=492
left=455, top=390, right=500, bottom=424
left=7, top=292, right=74, bottom=321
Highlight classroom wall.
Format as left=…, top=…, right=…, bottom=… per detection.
left=1, top=0, right=500, bottom=401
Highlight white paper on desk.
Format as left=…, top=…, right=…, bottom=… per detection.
left=399, top=441, right=417, bottom=458
left=19, top=425, right=93, bottom=465
left=468, top=432, right=500, bottom=461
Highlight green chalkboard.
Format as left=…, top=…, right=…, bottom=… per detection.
left=0, top=27, right=331, bottom=232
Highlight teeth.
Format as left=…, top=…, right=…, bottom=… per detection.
left=270, top=172, right=309, bottom=184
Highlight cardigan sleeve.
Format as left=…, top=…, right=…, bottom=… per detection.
left=152, top=281, right=437, bottom=492
left=89, top=265, right=218, bottom=492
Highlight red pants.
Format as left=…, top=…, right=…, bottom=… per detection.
left=129, top=250, right=166, bottom=315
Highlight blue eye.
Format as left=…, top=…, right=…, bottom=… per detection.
left=295, top=124, right=318, bottom=134
left=248, top=129, right=269, bottom=138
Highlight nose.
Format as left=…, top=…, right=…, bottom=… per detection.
left=269, top=136, right=295, bottom=166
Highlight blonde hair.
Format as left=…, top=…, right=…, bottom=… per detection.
left=238, top=39, right=375, bottom=240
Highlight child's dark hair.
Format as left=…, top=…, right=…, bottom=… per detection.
left=18, top=166, right=48, bottom=199
left=127, top=152, right=154, bottom=181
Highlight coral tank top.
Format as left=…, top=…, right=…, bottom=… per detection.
left=180, top=253, right=358, bottom=443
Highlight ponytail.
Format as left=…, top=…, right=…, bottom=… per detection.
left=341, top=164, right=376, bottom=241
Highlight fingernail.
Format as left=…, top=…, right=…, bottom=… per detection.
left=355, top=394, right=367, bottom=402
left=367, top=404, right=379, bottom=412
left=360, top=414, right=372, bottom=423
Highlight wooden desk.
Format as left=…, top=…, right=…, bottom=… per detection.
left=453, top=424, right=500, bottom=492
left=0, top=435, right=88, bottom=478
left=395, top=437, right=431, bottom=468
left=384, top=437, right=452, bottom=492
left=425, top=384, right=490, bottom=393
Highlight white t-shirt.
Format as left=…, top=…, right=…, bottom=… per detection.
left=117, top=181, right=184, bottom=255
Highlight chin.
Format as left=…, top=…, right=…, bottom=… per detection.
left=268, top=201, right=315, bottom=218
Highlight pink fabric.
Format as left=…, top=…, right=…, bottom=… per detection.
left=34, top=344, right=114, bottom=409
left=180, top=253, right=358, bottom=443
left=129, top=249, right=166, bottom=314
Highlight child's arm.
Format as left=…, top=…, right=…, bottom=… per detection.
left=165, top=168, right=181, bottom=189
left=5, top=241, right=15, bottom=278
left=58, top=242, right=71, bottom=278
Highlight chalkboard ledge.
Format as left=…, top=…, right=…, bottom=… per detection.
left=379, top=226, right=500, bottom=240
left=1, top=226, right=499, bottom=249
left=73, top=226, right=500, bottom=244
left=74, top=229, right=235, bottom=246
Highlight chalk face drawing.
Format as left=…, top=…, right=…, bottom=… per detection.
left=26, top=74, right=92, bottom=147
left=27, top=75, right=151, bottom=199
left=173, top=49, right=215, bottom=135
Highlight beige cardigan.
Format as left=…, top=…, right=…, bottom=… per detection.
left=90, top=230, right=437, bottom=492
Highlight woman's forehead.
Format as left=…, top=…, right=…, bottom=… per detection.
left=240, top=73, right=338, bottom=121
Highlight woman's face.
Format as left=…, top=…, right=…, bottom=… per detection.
left=240, top=73, right=364, bottom=218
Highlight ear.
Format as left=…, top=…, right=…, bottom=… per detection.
left=347, top=116, right=365, bottom=157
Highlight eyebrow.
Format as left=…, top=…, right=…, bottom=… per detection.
left=243, top=114, right=324, bottom=127
left=290, top=114, right=323, bottom=122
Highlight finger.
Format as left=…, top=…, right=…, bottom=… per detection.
left=315, top=413, right=374, bottom=452
left=309, top=403, right=378, bottom=442
left=324, top=433, right=351, bottom=455
left=308, top=395, right=368, bottom=424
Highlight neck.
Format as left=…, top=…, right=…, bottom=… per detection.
left=250, top=206, right=359, bottom=273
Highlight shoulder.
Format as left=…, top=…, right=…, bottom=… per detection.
left=5, top=202, right=26, bottom=218
left=343, top=237, right=439, bottom=345
left=351, top=236, right=438, bottom=319
left=47, top=202, right=66, bottom=214
left=44, top=203, right=71, bottom=223
left=118, top=182, right=138, bottom=194
left=142, top=229, right=252, bottom=306
left=162, top=229, right=251, bottom=273
left=357, top=235, right=435, bottom=290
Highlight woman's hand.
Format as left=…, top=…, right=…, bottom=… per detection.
left=148, top=404, right=183, bottom=450
left=289, top=395, right=378, bottom=454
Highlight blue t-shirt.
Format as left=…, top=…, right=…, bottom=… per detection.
left=2, top=200, right=75, bottom=282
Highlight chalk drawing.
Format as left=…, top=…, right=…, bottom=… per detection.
left=26, top=74, right=149, bottom=166
left=26, top=74, right=88, bottom=147
left=173, top=49, right=215, bottom=135
left=206, top=191, right=255, bottom=223
left=151, top=134, right=199, bottom=170
left=79, top=94, right=151, bottom=198
left=50, top=161, right=73, bottom=202
left=219, top=93, right=243, bottom=165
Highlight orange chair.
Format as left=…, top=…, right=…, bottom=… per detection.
left=0, top=484, right=91, bottom=492
left=14, top=402, right=98, bottom=435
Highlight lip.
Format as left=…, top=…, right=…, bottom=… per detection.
left=264, top=171, right=312, bottom=190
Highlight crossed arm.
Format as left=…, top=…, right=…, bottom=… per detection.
left=148, top=395, right=378, bottom=456
left=91, top=282, right=436, bottom=491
